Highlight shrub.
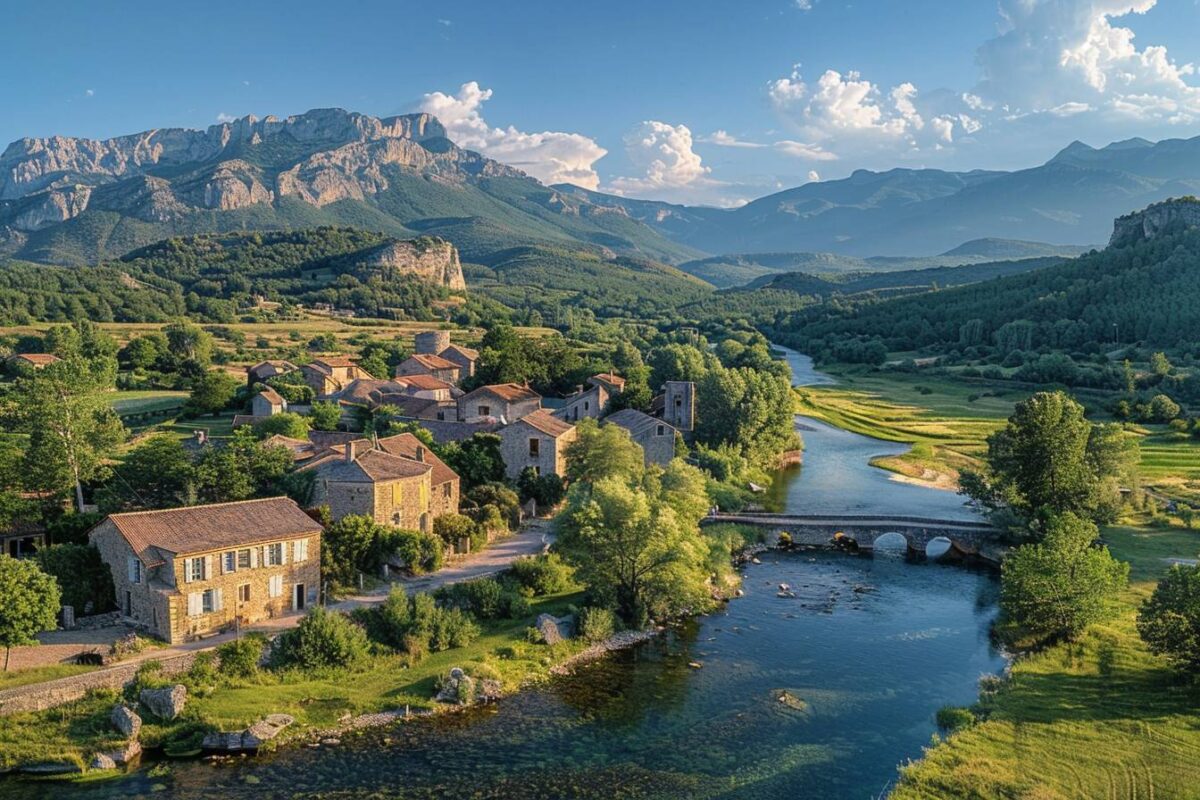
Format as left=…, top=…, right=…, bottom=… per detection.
left=935, top=705, right=976, bottom=731
left=360, top=587, right=480, bottom=655
left=35, top=543, right=115, bottom=614
left=517, top=468, right=565, bottom=508
left=1137, top=562, right=1200, bottom=673
left=508, top=553, right=574, bottom=596
left=270, top=607, right=370, bottom=671
left=578, top=606, right=617, bottom=644
left=186, top=652, right=219, bottom=689
left=217, top=634, right=266, bottom=679
left=379, top=528, right=444, bottom=575
left=435, top=578, right=530, bottom=620
left=433, top=514, right=478, bottom=547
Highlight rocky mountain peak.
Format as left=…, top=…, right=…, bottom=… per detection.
left=1110, top=197, right=1200, bottom=247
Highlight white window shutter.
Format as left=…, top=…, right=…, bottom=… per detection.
left=250, top=547, right=258, bottom=568
left=301, top=539, right=309, bottom=562
left=184, top=559, right=193, bottom=583
left=187, top=593, right=200, bottom=616
left=293, top=540, right=301, bottom=563
left=214, top=588, right=224, bottom=612
left=280, top=543, right=288, bottom=565
left=203, top=555, right=213, bottom=581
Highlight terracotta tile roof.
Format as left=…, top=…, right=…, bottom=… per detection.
left=261, top=434, right=318, bottom=462
left=232, top=414, right=272, bottom=428
left=375, top=395, right=447, bottom=418
left=407, top=353, right=459, bottom=371
left=104, top=497, right=321, bottom=563
left=308, top=431, right=366, bottom=449
left=335, top=378, right=399, bottom=407
left=415, top=420, right=500, bottom=444
left=463, top=383, right=540, bottom=404
left=311, top=356, right=358, bottom=369
left=9, top=353, right=60, bottom=366
left=376, top=433, right=459, bottom=487
left=439, top=344, right=479, bottom=361
left=606, top=408, right=672, bottom=438
left=256, top=386, right=285, bottom=405
left=590, top=372, right=626, bottom=390
left=517, top=409, right=575, bottom=438
left=247, top=360, right=296, bottom=376
left=393, top=374, right=454, bottom=392
left=302, top=445, right=431, bottom=483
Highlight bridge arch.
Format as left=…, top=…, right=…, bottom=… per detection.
left=925, top=536, right=953, bottom=560
left=872, top=531, right=909, bottom=553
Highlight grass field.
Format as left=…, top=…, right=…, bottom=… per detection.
left=893, top=522, right=1200, bottom=800
left=106, top=390, right=188, bottom=416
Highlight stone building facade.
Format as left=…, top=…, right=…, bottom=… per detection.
left=89, top=498, right=323, bottom=644
left=458, top=383, right=541, bottom=423
left=437, top=344, right=479, bottom=379
left=498, top=409, right=578, bottom=479
left=394, top=353, right=461, bottom=385
left=303, top=440, right=437, bottom=531
left=606, top=409, right=677, bottom=467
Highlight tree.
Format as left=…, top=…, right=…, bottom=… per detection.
left=564, top=419, right=645, bottom=486
left=323, top=515, right=385, bottom=588
left=193, top=429, right=291, bottom=503
left=164, top=321, right=213, bottom=365
left=1147, top=394, right=1181, bottom=423
left=35, top=544, right=115, bottom=614
left=999, top=512, right=1128, bottom=646
left=186, top=369, right=239, bottom=416
left=0, top=556, right=62, bottom=670
left=1151, top=351, right=1173, bottom=377
left=309, top=401, right=342, bottom=431
left=1138, top=563, right=1200, bottom=673
left=967, top=391, right=1137, bottom=527
left=14, top=357, right=125, bottom=511
left=517, top=467, right=565, bottom=509
left=253, top=412, right=311, bottom=440
left=98, top=434, right=195, bottom=512
left=696, top=365, right=797, bottom=464
left=438, top=433, right=505, bottom=489
left=270, top=607, right=369, bottom=671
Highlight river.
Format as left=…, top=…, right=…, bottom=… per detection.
left=13, top=348, right=1002, bottom=800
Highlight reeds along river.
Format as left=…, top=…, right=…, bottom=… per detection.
left=13, top=349, right=1002, bottom=800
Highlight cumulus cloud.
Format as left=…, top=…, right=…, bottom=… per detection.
left=417, top=81, right=607, bottom=189
left=85, top=89, right=94, bottom=97
left=975, top=0, right=1200, bottom=124
left=704, top=130, right=766, bottom=148
left=610, top=121, right=710, bottom=192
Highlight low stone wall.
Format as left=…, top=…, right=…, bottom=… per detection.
left=0, top=651, right=201, bottom=716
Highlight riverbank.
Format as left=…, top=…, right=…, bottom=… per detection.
left=892, top=520, right=1200, bottom=799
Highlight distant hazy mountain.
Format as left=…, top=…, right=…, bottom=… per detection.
left=674, top=239, right=1091, bottom=288
left=0, top=108, right=699, bottom=266
left=557, top=136, right=1200, bottom=256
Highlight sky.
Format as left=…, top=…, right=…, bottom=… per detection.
left=3, top=0, right=1200, bottom=207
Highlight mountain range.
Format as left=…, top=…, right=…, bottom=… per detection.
left=3, top=107, right=1199, bottom=270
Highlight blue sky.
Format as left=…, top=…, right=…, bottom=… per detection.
left=3, top=0, right=1199, bottom=206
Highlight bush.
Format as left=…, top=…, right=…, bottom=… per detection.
left=270, top=607, right=370, bottom=671
left=35, top=543, right=115, bottom=614
left=508, top=553, right=574, bottom=596
left=186, top=652, right=219, bottom=689
left=578, top=606, right=617, bottom=644
left=359, top=587, right=480, bottom=655
left=463, top=483, right=521, bottom=530
left=935, top=705, right=976, bottom=731
left=379, top=528, right=444, bottom=575
left=1137, top=562, right=1200, bottom=673
left=435, top=578, right=530, bottom=620
left=517, top=468, right=565, bottom=509
left=433, top=513, right=478, bottom=547
left=217, top=634, right=266, bottom=679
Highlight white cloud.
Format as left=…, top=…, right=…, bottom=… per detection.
left=774, top=139, right=838, bottom=160
left=437, top=18, right=452, bottom=26
left=610, top=120, right=710, bottom=192
left=85, top=89, right=94, bottom=97
left=806, top=170, right=821, bottom=182
left=216, top=112, right=237, bottom=123
left=794, top=0, right=813, bottom=9
left=704, top=130, right=766, bottom=148
left=417, top=81, right=607, bottom=189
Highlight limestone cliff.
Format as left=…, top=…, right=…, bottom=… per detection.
left=360, top=237, right=466, bottom=291
left=1110, top=197, right=1200, bottom=247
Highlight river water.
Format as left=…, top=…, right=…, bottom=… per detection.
left=14, top=348, right=1002, bottom=800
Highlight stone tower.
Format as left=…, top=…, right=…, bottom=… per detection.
left=663, top=380, right=695, bottom=433
left=414, top=330, right=451, bottom=355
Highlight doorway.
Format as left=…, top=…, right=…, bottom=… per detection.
left=293, top=583, right=306, bottom=611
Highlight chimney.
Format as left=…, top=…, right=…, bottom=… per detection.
left=345, top=440, right=358, bottom=463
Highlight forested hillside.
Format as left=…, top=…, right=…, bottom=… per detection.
left=771, top=217, right=1200, bottom=364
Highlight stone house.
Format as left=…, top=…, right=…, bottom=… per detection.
left=88, top=498, right=323, bottom=644
left=554, top=372, right=625, bottom=423
left=437, top=344, right=479, bottom=379
left=246, top=360, right=297, bottom=387
left=251, top=386, right=287, bottom=417
left=391, top=374, right=455, bottom=401
left=302, top=356, right=373, bottom=397
left=394, top=353, right=461, bottom=385
left=302, top=439, right=437, bottom=531
left=606, top=409, right=677, bottom=467
left=375, top=433, right=460, bottom=519
left=458, top=383, right=541, bottom=423
left=498, top=409, right=578, bottom=480
left=6, top=353, right=60, bottom=371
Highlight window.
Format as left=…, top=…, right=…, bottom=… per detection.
left=292, top=539, right=309, bottom=563
left=584, top=401, right=590, bottom=411
left=657, top=424, right=666, bottom=436
left=127, top=557, right=142, bottom=585
left=478, top=404, right=491, bottom=417
left=223, top=551, right=237, bottom=574
left=265, top=543, right=284, bottom=566
left=237, top=549, right=252, bottom=569
left=436, top=411, right=446, bottom=421
left=201, top=590, right=215, bottom=614
left=528, top=438, right=540, bottom=457
left=443, top=483, right=452, bottom=498
left=269, top=575, right=283, bottom=599
left=189, top=588, right=222, bottom=616
left=187, top=557, right=205, bottom=582
left=238, top=583, right=251, bottom=603
left=392, top=512, right=402, bottom=525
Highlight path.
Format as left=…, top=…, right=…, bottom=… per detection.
left=0, top=522, right=553, bottom=707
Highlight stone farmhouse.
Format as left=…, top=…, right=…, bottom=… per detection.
left=554, top=372, right=625, bottom=423
left=498, top=409, right=578, bottom=480
left=437, top=344, right=479, bottom=379
left=458, top=383, right=541, bottom=424
left=6, top=353, right=60, bottom=371
left=302, top=356, right=373, bottom=397
left=89, top=498, right=322, bottom=644
left=233, top=386, right=288, bottom=428
left=246, top=359, right=297, bottom=387
left=395, top=353, right=461, bottom=385
left=300, top=438, right=458, bottom=531
left=606, top=409, right=677, bottom=467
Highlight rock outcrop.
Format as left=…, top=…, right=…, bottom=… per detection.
left=1110, top=197, right=1200, bottom=247
left=140, top=685, right=187, bottom=721
left=361, top=237, right=466, bottom=291
left=202, top=713, right=294, bottom=752
left=534, top=613, right=573, bottom=645
left=12, top=185, right=92, bottom=230
left=110, top=704, right=142, bottom=738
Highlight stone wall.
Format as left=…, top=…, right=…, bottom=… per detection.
left=500, top=423, right=578, bottom=480
left=0, top=651, right=200, bottom=716
left=631, top=425, right=676, bottom=467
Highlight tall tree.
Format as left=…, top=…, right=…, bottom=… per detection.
left=1138, top=563, right=1200, bottom=674
left=186, top=369, right=239, bottom=416
left=98, top=434, right=196, bottom=512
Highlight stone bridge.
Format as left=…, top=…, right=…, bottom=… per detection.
left=704, top=513, right=1001, bottom=558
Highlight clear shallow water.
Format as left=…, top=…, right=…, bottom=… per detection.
left=21, top=553, right=1001, bottom=800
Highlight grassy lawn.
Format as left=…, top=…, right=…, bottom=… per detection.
left=107, top=391, right=188, bottom=416
left=0, top=590, right=588, bottom=771
left=892, top=522, right=1200, bottom=800
left=161, top=413, right=238, bottom=441
left=0, top=664, right=101, bottom=693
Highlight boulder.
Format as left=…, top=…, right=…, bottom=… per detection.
left=535, top=613, right=571, bottom=645
left=89, top=753, right=117, bottom=771
left=203, top=714, right=295, bottom=752
left=140, top=684, right=187, bottom=721
left=112, top=740, right=142, bottom=766
left=435, top=667, right=476, bottom=705
left=110, top=704, right=142, bottom=739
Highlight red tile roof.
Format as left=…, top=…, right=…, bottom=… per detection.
left=103, top=497, right=321, bottom=563
left=464, top=383, right=540, bottom=403
left=312, top=356, right=358, bottom=369
left=256, top=386, right=285, bottom=405
left=517, top=409, right=575, bottom=438
left=439, top=344, right=479, bottom=361
left=408, top=353, right=459, bottom=371
left=9, top=353, right=60, bottom=366
left=376, top=433, right=459, bottom=487
left=394, top=374, right=454, bottom=391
